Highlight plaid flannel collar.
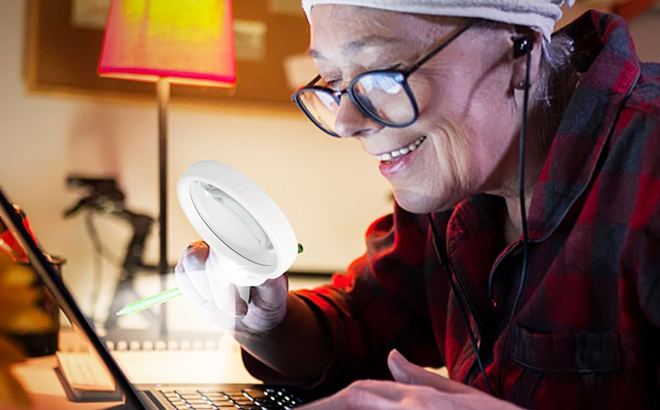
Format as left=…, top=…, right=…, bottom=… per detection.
left=526, top=10, right=641, bottom=241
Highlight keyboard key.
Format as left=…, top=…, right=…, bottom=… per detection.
left=185, top=399, right=211, bottom=405
left=233, top=399, right=254, bottom=405
left=180, top=393, right=202, bottom=399
left=243, top=388, right=267, bottom=398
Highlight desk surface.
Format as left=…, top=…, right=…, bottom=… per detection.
left=9, top=355, right=111, bottom=410
left=6, top=329, right=260, bottom=410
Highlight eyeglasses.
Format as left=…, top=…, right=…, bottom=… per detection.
left=291, top=23, right=474, bottom=137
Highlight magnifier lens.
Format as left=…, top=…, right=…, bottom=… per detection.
left=189, top=181, right=276, bottom=266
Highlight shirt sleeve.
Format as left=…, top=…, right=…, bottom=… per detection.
left=242, top=204, right=446, bottom=390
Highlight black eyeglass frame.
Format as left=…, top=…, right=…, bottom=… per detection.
left=291, top=22, right=475, bottom=137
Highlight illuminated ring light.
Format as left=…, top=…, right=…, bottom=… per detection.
left=177, top=160, right=297, bottom=287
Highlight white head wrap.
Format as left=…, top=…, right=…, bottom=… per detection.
left=301, top=0, right=575, bottom=42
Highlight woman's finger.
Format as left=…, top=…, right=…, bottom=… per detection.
left=175, top=242, right=212, bottom=305
left=241, top=275, right=288, bottom=331
left=181, top=247, right=215, bottom=302
left=388, top=349, right=473, bottom=394
left=205, top=249, right=247, bottom=316
left=175, top=264, right=205, bottom=306
left=297, top=382, right=404, bottom=410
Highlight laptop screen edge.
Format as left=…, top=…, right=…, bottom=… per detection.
left=0, top=186, right=148, bottom=410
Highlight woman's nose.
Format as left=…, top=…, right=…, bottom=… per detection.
left=333, top=94, right=383, bottom=138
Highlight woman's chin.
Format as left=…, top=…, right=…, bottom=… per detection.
left=393, top=190, right=457, bottom=214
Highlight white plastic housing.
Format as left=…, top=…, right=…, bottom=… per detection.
left=177, top=160, right=298, bottom=288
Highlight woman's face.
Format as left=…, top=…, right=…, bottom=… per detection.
left=309, top=5, right=524, bottom=213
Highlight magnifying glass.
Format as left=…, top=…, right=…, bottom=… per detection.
left=115, top=160, right=299, bottom=316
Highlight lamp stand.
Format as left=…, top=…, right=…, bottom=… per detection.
left=156, top=77, right=170, bottom=339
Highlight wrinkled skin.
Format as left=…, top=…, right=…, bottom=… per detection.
left=308, top=5, right=545, bottom=217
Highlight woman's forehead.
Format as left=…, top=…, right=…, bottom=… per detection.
left=308, top=5, right=434, bottom=59
left=310, top=5, right=418, bottom=36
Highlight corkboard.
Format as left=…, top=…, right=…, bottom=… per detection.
left=25, top=0, right=312, bottom=110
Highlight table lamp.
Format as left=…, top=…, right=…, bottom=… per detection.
left=98, top=0, right=237, bottom=281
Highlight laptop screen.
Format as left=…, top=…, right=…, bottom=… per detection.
left=0, top=186, right=148, bottom=409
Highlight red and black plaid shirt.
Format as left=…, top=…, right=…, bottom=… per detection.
left=245, top=11, right=660, bottom=409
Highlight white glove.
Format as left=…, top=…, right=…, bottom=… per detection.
left=175, top=240, right=289, bottom=333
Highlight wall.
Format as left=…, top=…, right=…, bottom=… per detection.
left=626, top=6, right=660, bottom=62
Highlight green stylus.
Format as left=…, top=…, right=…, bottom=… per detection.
left=115, top=243, right=304, bottom=316
left=115, top=287, right=183, bottom=316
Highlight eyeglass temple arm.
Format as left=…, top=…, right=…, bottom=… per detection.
left=305, top=74, right=322, bottom=87
left=408, top=22, right=475, bottom=73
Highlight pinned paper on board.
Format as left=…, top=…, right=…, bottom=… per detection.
left=234, top=20, right=269, bottom=62
left=71, top=0, right=111, bottom=29
left=268, top=0, right=305, bottom=16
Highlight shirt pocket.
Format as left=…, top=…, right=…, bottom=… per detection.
left=512, top=325, right=622, bottom=373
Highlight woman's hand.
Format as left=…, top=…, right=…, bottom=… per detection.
left=174, top=240, right=289, bottom=333
left=298, top=350, right=525, bottom=410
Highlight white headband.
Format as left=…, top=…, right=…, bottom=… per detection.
left=301, top=0, right=575, bottom=42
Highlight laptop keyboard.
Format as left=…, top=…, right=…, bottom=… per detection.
left=159, top=387, right=303, bottom=409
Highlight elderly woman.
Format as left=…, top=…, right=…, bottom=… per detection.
left=176, top=0, right=660, bottom=409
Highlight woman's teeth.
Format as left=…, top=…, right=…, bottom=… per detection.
left=376, top=136, right=427, bottom=163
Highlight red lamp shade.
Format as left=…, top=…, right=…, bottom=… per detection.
left=98, top=0, right=236, bottom=87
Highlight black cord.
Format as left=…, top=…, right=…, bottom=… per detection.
left=426, top=42, right=533, bottom=398
left=84, top=213, right=122, bottom=266
left=85, top=212, right=103, bottom=322
left=84, top=212, right=121, bottom=322
left=496, top=46, right=533, bottom=397
left=427, top=213, right=496, bottom=396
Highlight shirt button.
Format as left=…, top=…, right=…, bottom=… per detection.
left=491, top=299, right=497, bottom=308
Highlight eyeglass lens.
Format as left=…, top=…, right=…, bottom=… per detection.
left=297, top=71, right=416, bottom=136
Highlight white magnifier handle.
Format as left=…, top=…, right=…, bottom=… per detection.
left=237, top=286, right=251, bottom=305
left=207, top=247, right=253, bottom=310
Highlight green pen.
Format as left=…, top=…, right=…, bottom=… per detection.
left=115, top=243, right=304, bottom=316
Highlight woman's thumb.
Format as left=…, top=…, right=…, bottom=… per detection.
left=388, top=349, right=420, bottom=384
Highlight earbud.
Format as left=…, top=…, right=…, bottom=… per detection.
left=512, top=36, right=533, bottom=59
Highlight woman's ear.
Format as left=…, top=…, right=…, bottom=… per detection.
left=510, top=28, right=543, bottom=91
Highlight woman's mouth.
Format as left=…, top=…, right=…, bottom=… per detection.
left=375, top=135, right=427, bottom=165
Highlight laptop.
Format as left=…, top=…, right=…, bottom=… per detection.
left=0, top=186, right=314, bottom=409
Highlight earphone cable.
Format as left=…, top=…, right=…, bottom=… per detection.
left=427, top=213, right=496, bottom=396
left=496, top=46, right=533, bottom=397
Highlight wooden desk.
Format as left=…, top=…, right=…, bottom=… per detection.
left=5, top=330, right=260, bottom=410
left=8, top=356, right=109, bottom=410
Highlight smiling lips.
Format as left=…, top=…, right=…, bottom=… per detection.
left=375, top=135, right=427, bottom=164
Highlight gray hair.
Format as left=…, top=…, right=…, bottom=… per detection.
left=472, top=18, right=575, bottom=109
left=538, top=32, right=576, bottom=109
left=471, top=18, right=577, bottom=147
